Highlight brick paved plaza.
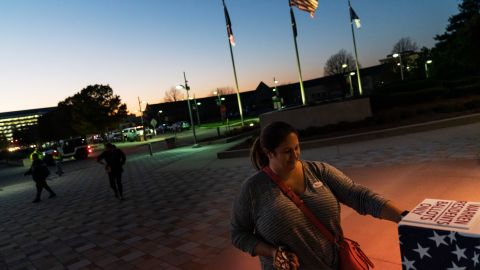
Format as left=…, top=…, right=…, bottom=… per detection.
left=1, top=122, right=479, bottom=270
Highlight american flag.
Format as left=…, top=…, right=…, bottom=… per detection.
left=399, top=225, right=480, bottom=269
left=349, top=5, right=361, bottom=28
left=223, top=1, right=235, bottom=46
left=289, top=0, right=318, bottom=18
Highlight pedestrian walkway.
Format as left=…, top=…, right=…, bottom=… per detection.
left=0, top=122, right=479, bottom=269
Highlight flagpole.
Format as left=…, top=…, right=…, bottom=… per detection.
left=228, top=35, right=244, bottom=126
left=349, top=0, right=362, bottom=96
left=289, top=4, right=306, bottom=105
left=223, top=0, right=244, bottom=126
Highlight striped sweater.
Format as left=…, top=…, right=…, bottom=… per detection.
left=231, top=160, right=388, bottom=270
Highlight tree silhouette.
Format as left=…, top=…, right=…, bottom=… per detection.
left=57, top=84, right=127, bottom=137
left=432, top=0, right=480, bottom=77
left=164, top=87, right=185, bottom=102
left=392, top=37, right=418, bottom=53
left=324, top=49, right=356, bottom=76
left=212, top=87, right=235, bottom=96
left=37, top=106, right=77, bottom=141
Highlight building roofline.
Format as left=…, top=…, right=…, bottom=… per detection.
left=0, top=106, right=57, bottom=119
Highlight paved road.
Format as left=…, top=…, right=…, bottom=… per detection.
left=0, top=122, right=479, bottom=270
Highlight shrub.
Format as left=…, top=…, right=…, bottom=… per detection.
left=443, top=76, right=480, bottom=88
left=432, top=104, right=456, bottom=114
left=371, top=87, right=449, bottom=110
left=375, top=79, right=444, bottom=94
left=224, top=123, right=259, bottom=137
left=464, top=99, right=480, bottom=110
left=445, top=82, right=480, bottom=98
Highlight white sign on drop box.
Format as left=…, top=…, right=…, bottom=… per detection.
left=401, top=198, right=480, bottom=231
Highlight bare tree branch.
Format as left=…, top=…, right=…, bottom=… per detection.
left=164, top=87, right=185, bottom=102
left=211, top=87, right=235, bottom=96
left=392, top=37, right=418, bottom=53
left=324, top=49, right=357, bottom=76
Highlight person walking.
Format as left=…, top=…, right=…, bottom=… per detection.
left=97, top=143, right=126, bottom=200
left=25, top=153, right=56, bottom=203
left=29, top=147, right=44, bottom=161
left=54, top=144, right=64, bottom=176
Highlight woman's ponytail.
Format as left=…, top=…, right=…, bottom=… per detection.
left=250, top=137, right=269, bottom=170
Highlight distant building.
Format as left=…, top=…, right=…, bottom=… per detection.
left=0, top=107, right=56, bottom=142
left=1, top=65, right=390, bottom=141
left=144, top=64, right=389, bottom=126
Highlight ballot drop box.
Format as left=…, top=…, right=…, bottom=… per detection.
left=398, top=199, right=480, bottom=270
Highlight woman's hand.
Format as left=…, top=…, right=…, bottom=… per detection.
left=380, top=201, right=405, bottom=223
left=273, top=247, right=300, bottom=270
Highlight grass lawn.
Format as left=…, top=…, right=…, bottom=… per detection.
left=199, top=117, right=259, bottom=128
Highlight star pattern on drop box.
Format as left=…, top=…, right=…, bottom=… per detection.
left=399, top=227, right=480, bottom=269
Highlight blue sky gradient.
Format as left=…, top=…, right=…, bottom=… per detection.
left=0, top=0, right=459, bottom=113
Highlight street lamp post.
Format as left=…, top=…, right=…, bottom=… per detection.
left=341, top=64, right=350, bottom=97
left=348, top=72, right=355, bottom=96
left=213, top=90, right=223, bottom=105
left=193, top=94, right=201, bottom=126
left=425, top=60, right=433, bottom=79
left=176, top=72, right=197, bottom=146
left=393, top=53, right=404, bottom=81
left=213, top=90, right=224, bottom=122
left=272, top=77, right=282, bottom=110
left=273, top=77, right=278, bottom=94
left=137, top=97, right=147, bottom=140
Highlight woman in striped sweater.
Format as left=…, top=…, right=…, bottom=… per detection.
left=231, top=121, right=405, bottom=270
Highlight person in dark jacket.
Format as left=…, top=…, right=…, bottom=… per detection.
left=25, top=153, right=56, bottom=203
left=97, top=143, right=127, bottom=200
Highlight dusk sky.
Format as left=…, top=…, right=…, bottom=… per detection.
left=0, top=0, right=459, bottom=113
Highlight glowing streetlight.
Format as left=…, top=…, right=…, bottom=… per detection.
left=137, top=97, right=147, bottom=140
left=213, top=90, right=222, bottom=106
left=341, top=64, right=350, bottom=96
left=176, top=72, right=197, bottom=146
left=393, top=53, right=404, bottom=81
left=348, top=72, right=355, bottom=96
left=272, top=77, right=282, bottom=110
left=193, top=94, right=201, bottom=126
left=425, top=60, right=433, bottom=78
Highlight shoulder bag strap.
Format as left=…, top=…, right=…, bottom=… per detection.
left=262, top=166, right=337, bottom=244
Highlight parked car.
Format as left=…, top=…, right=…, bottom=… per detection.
left=167, top=121, right=191, bottom=132
left=42, top=137, right=92, bottom=162
left=90, top=134, right=104, bottom=144
left=145, top=128, right=154, bottom=139
left=107, top=131, right=123, bottom=142
left=42, top=147, right=59, bottom=166
left=156, top=124, right=167, bottom=134
left=122, top=127, right=141, bottom=142
left=122, top=126, right=153, bottom=141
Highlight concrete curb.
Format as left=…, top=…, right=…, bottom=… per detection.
left=217, top=113, right=480, bottom=159
left=204, top=129, right=258, bottom=145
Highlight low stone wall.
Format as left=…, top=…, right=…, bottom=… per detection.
left=259, top=97, right=372, bottom=130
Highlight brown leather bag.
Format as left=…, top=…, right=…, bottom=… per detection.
left=263, top=166, right=374, bottom=270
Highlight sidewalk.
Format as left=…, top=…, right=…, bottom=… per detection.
left=0, top=121, right=479, bottom=269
